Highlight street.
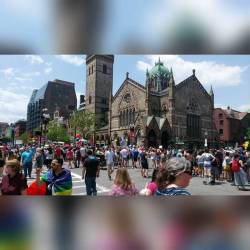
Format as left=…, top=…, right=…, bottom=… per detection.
left=27, top=159, right=250, bottom=195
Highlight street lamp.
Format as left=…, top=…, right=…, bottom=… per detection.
left=10, top=123, right=15, bottom=147
left=40, top=108, right=50, bottom=146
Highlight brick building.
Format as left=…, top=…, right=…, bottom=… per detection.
left=85, top=55, right=216, bottom=149
left=0, top=122, right=9, bottom=138
left=214, top=107, right=250, bottom=145
left=27, top=79, right=77, bottom=135
left=14, top=120, right=27, bottom=138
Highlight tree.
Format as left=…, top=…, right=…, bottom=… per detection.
left=246, top=128, right=250, bottom=140
left=69, top=110, right=105, bottom=142
left=19, top=132, right=30, bottom=144
left=47, top=120, right=70, bottom=143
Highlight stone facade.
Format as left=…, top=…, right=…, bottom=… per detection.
left=85, top=55, right=215, bottom=149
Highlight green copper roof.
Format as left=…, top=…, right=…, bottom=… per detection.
left=149, top=58, right=170, bottom=78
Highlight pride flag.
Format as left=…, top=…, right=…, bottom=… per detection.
left=41, top=169, right=72, bottom=195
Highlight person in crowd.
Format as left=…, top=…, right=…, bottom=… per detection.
left=141, top=168, right=159, bottom=196
left=21, top=147, right=34, bottom=179
left=120, top=147, right=129, bottom=168
left=231, top=154, right=246, bottom=190
left=80, top=143, right=87, bottom=166
left=66, top=147, right=74, bottom=169
left=0, top=159, right=27, bottom=195
left=36, top=158, right=72, bottom=195
left=156, top=157, right=192, bottom=196
left=196, top=150, right=204, bottom=177
left=210, top=153, right=221, bottom=185
left=82, top=149, right=100, bottom=196
left=74, top=147, right=81, bottom=168
left=245, top=150, right=250, bottom=183
left=105, top=147, right=115, bottom=180
left=110, top=168, right=139, bottom=196
left=34, top=147, right=44, bottom=169
left=140, top=148, right=149, bottom=178
left=222, top=151, right=231, bottom=181
left=131, top=146, right=139, bottom=168
left=44, top=146, right=53, bottom=169
left=201, top=148, right=215, bottom=185
left=0, top=145, right=5, bottom=178
left=54, top=146, right=62, bottom=160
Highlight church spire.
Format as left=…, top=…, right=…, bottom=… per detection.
left=209, top=85, right=214, bottom=96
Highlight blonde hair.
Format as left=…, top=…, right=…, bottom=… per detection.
left=5, top=159, right=22, bottom=173
left=114, top=168, right=133, bottom=191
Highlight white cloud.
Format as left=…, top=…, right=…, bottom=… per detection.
left=136, top=55, right=248, bottom=87
left=23, top=71, right=41, bottom=77
left=76, top=92, right=82, bottom=108
left=44, top=67, right=52, bottom=74
left=25, top=55, right=44, bottom=64
left=1, top=67, right=15, bottom=78
left=15, top=77, right=32, bottom=82
left=238, top=104, right=250, bottom=112
left=0, top=88, right=29, bottom=123
left=56, top=55, right=85, bottom=66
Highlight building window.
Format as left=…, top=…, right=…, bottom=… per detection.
left=89, top=96, right=92, bottom=104
left=91, top=65, right=94, bottom=74
left=219, top=113, right=223, bottom=119
left=103, top=64, right=107, bottom=74
left=219, top=129, right=223, bottom=135
left=89, top=67, right=91, bottom=75
left=187, top=114, right=201, bottom=138
left=219, top=120, right=224, bottom=125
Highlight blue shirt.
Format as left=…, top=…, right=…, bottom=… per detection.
left=156, top=187, right=191, bottom=196
left=21, top=151, right=33, bottom=165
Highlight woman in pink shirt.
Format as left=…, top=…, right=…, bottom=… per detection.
left=110, top=168, right=139, bottom=196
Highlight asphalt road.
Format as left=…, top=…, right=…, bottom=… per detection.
left=26, top=159, right=250, bottom=196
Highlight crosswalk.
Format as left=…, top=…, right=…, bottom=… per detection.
left=26, top=170, right=111, bottom=195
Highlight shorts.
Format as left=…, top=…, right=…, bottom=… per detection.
left=133, top=157, right=138, bottom=162
left=141, top=162, right=148, bottom=169
left=204, top=162, right=211, bottom=169
left=107, top=162, right=114, bottom=168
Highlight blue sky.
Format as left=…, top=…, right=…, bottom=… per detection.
left=0, top=55, right=250, bottom=124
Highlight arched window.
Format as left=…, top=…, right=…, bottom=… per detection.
left=129, top=109, right=132, bottom=124
left=122, top=111, right=125, bottom=127
left=119, top=111, right=122, bottom=127
left=89, top=96, right=92, bottom=104
left=125, top=110, right=128, bottom=126
left=132, top=109, right=135, bottom=123
left=91, top=65, right=94, bottom=74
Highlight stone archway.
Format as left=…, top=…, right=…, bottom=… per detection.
left=148, top=129, right=157, bottom=147
left=161, top=130, right=169, bottom=149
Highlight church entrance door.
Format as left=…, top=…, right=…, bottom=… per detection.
left=148, top=129, right=157, bottom=147
left=161, top=131, right=169, bottom=149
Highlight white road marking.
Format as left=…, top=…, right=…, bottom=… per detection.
left=71, top=172, right=111, bottom=193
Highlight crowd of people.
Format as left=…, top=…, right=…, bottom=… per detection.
left=0, top=142, right=250, bottom=196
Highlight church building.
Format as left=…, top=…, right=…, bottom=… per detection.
left=85, top=55, right=215, bottom=149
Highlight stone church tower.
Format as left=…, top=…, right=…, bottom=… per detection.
left=85, top=55, right=114, bottom=124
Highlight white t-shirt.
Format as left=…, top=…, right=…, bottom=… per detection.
left=105, top=150, right=114, bottom=164
left=80, top=147, right=87, bottom=157
left=120, top=148, right=129, bottom=159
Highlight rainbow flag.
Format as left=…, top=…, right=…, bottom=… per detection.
left=41, top=169, right=72, bottom=195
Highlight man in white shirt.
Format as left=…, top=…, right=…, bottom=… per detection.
left=120, top=147, right=129, bottom=167
left=80, top=144, right=87, bottom=166
left=105, top=147, right=115, bottom=180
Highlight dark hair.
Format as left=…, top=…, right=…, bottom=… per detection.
left=225, top=152, right=230, bottom=156
left=151, top=168, right=159, bottom=182
left=55, top=158, right=64, bottom=166
left=204, top=148, right=209, bottom=153
left=234, top=154, right=239, bottom=159
left=156, top=168, right=169, bottom=190
left=87, top=149, right=93, bottom=155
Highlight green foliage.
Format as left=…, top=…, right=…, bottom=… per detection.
left=19, top=132, right=29, bottom=144
left=246, top=127, right=250, bottom=140
left=69, top=110, right=105, bottom=139
left=47, top=121, right=70, bottom=143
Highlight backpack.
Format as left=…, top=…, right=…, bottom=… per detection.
left=231, top=160, right=240, bottom=172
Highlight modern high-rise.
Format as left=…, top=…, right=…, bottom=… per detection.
left=27, top=79, right=77, bottom=134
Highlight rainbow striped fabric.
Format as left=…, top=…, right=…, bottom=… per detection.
left=41, top=169, right=72, bottom=195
